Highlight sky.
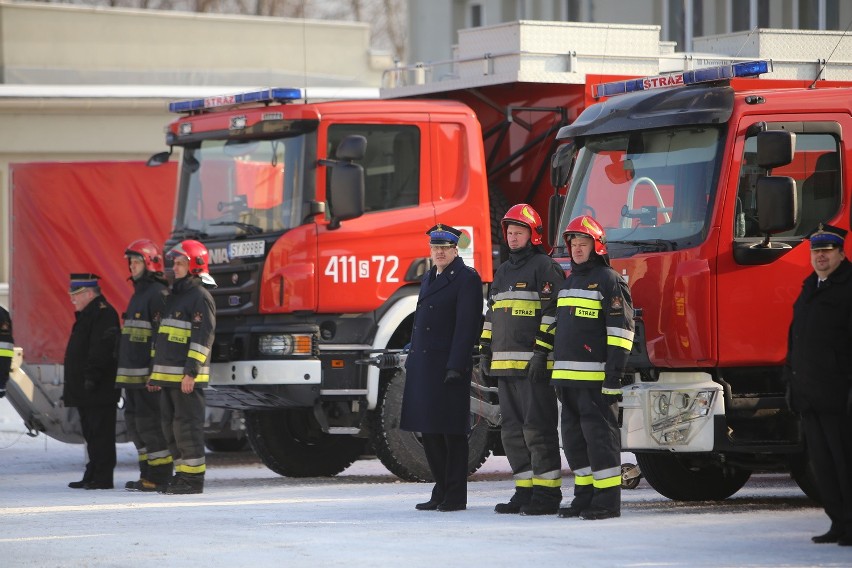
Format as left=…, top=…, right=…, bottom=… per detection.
left=1, top=400, right=850, bottom=567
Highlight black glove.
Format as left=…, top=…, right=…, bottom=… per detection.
left=444, top=369, right=464, bottom=385
left=84, top=379, right=97, bottom=392
left=526, top=352, right=548, bottom=384
left=602, top=375, right=623, bottom=405
left=479, top=345, right=492, bottom=376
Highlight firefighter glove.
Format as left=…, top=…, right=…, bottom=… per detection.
left=444, top=369, right=465, bottom=385
left=602, top=375, right=623, bottom=398
left=526, top=352, right=549, bottom=384
left=84, top=379, right=97, bottom=392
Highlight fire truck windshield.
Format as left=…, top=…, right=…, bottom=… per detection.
left=174, top=134, right=308, bottom=238
left=557, top=125, right=723, bottom=256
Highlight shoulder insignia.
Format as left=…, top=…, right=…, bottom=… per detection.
left=541, top=282, right=552, bottom=295
left=588, top=283, right=598, bottom=289
left=192, top=312, right=203, bottom=323
left=611, top=296, right=623, bottom=309
left=515, top=282, right=527, bottom=289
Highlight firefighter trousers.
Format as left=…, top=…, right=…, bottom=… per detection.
left=125, top=388, right=173, bottom=483
left=559, top=386, right=621, bottom=512
left=160, top=387, right=206, bottom=477
left=801, top=411, right=852, bottom=536
left=498, top=377, right=561, bottom=490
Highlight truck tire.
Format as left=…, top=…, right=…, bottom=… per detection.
left=789, top=451, right=821, bottom=503
left=204, top=437, right=249, bottom=453
left=244, top=408, right=366, bottom=477
left=370, top=368, right=493, bottom=482
left=635, top=452, right=751, bottom=501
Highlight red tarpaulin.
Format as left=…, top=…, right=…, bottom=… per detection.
left=11, top=162, right=177, bottom=364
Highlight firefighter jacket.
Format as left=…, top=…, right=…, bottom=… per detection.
left=538, top=256, right=634, bottom=390
left=150, top=276, right=215, bottom=387
left=481, top=245, right=564, bottom=377
left=0, top=306, right=13, bottom=389
left=786, top=258, right=852, bottom=414
left=63, top=295, right=121, bottom=407
left=116, top=275, right=168, bottom=389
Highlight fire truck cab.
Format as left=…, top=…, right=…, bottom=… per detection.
left=552, top=58, right=852, bottom=500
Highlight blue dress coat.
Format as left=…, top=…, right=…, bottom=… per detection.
left=400, top=256, right=483, bottom=435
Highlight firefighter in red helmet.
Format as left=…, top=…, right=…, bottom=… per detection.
left=117, top=239, right=172, bottom=491
left=481, top=204, right=565, bottom=515
left=150, top=239, right=216, bottom=494
left=535, top=215, right=634, bottom=520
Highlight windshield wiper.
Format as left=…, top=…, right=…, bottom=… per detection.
left=608, top=239, right=677, bottom=252
left=170, top=227, right=208, bottom=239
left=210, top=221, right=264, bottom=235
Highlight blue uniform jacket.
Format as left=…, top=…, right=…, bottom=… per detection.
left=400, top=256, right=483, bottom=435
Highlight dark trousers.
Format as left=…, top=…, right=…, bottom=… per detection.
left=78, top=404, right=117, bottom=485
left=560, top=387, right=621, bottom=512
left=421, top=432, right=468, bottom=506
left=160, top=388, right=206, bottom=476
left=801, top=411, right=852, bottom=536
left=498, top=378, right=561, bottom=484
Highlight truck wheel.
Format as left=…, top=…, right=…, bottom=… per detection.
left=204, top=437, right=249, bottom=453
left=244, top=408, right=366, bottom=477
left=789, top=451, right=821, bottom=503
left=635, top=452, right=751, bottom=501
left=370, top=368, right=493, bottom=482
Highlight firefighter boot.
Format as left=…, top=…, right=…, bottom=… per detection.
left=127, top=463, right=172, bottom=492
left=558, top=484, right=593, bottom=518
left=124, top=459, right=150, bottom=490
left=519, top=486, right=562, bottom=516
left=165, top=473, right=204, bottom=495
left=580, top=486, right=621, bottom=520
left=494, top=487, right=532, bottom=514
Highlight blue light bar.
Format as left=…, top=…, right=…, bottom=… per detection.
left=592, top=60, right=773, bottom=99
left=168, top=88, right=303, bottom=113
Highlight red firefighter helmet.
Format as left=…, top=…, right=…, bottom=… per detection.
left=501, top=203, right=544, bottom=246
left=125, top=239, right=164, bottom=274
left=167, top=239, right=216, bottom=286
left=563, top=215, right=608, bottom=256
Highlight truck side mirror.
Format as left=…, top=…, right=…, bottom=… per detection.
left=327, top=163, right=365, bottom=230
left=550, top=142, right=574, bottom=189
left=756, top=176, right=797, bottom=235
left=147, top=150, right=172, bottom=167
left=756, top=131, right=796, bottom=169
left=547, top=193, right=564, bottom=247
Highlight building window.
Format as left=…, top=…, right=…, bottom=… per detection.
left=567, top=0, right=582, bottom=21
left=731, top=0, right=751, bottom=31
left=470, top=3, right=483, bottom=27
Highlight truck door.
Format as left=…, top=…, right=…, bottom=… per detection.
left=717, top=116, right=846, bottom=366
left=316, top=117, right=433, bottom=313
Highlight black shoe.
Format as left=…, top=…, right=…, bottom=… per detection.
left=494, top=501, right=523, bottom=514
left=437, top=502, right=466, bottom=512
left=580, top=507, right=620, bottom=520
left=838, top=535, right=852, bottom=547
left=68, top=480, right=88, bottom=489
left=84, top=482, right=114, bottom=490
left=415, top=500, right=440, bottom=511
left=557, top=505, right=584, bottom=518
left=520, top=501, right=559, bottom=516
left=812, top=530, right=842, bottom=544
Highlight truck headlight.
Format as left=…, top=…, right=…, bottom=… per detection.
left=257, top=334, right=313, bottom=356
left=650, top=389, right=715, bottom=445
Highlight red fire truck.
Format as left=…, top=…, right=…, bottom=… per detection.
left=550, top=59, right=852, bottom=501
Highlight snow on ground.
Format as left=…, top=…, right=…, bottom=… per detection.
left=0, top=400, right=849, bottom=567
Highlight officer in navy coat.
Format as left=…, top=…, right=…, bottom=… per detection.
left=401, top=224, right=483, bottom=512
